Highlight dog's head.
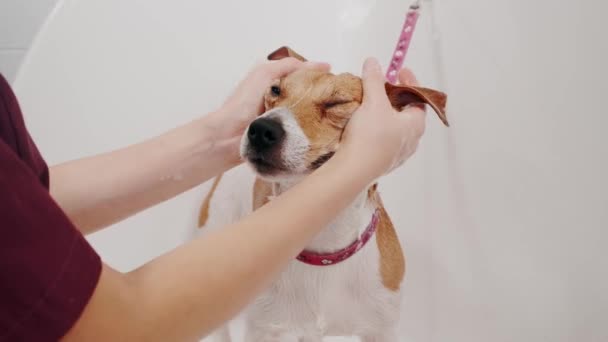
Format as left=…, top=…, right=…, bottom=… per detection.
left=240, top=46, right=448, bottom=182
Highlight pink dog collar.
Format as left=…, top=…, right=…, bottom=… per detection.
left=296, top=210, right=380, bottom=266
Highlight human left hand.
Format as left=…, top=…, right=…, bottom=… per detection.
left=209, top=58, right=330, bottom=140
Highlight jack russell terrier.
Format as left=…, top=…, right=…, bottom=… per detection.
left=197, top=47, right=448, bottom=342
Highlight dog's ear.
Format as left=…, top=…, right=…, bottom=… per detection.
left=197, top=174, right=223, bottom=228
left=385, top=83, right=449, bottom=127
left=267, top=46, right=308, bottom=62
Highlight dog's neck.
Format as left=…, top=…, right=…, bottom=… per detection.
left=272, top=179, right=375, bottom=254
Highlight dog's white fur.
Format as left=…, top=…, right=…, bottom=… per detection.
left=240, top=108, right=312, bottom=182
left=201, top=108, right=402, bottom=341
left=242, top=193, right=401, bottom=342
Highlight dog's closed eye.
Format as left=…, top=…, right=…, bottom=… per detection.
left=323, top=100, right=351, bottom=110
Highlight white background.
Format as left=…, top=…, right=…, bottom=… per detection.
left=6, top=0, right=608, bottom=341
left=0, top=0, right=58, bottom=81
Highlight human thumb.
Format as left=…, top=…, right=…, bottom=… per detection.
left=361, top=58, right=386, bottom=104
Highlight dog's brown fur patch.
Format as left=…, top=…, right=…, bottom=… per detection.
left=264, top=70, right=364, bottom=168
left=253, top=178, right=273, bottom=210
left=385, top=83, right=449, bottom=126
left=198, top=174, right=223, bottom=228
left=369, top=186, right=406, bottom=291
left=268, top=46, right=307, bottom=62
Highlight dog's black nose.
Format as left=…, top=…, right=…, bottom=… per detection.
left=247, top=118, right=285, bottom=150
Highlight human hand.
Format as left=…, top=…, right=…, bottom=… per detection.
left=339, top=58, right=427, bottom=181
left=211, top=57, right=330, bottom=139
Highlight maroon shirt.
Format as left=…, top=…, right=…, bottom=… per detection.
left=0, top=73, right=101, bottom=341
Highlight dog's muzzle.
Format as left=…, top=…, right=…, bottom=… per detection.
left=242, top=117, right=287, bottom=175
left=247, top=118, right=285, bottom=153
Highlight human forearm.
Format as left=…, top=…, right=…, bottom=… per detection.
left=50, top=58, right=330, bottom=235
left=127, top=149, right=371, bottom=339
left=65, top=149, right=372, bottom=342
left=50, top=113, right=240, bottom=234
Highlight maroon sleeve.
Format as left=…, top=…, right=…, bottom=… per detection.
left=0, top=141, right=102, bottom=341
left=0, top=73, right=102, bottom=341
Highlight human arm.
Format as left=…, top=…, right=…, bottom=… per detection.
left=62, top=59, right=427, bottom=341
left=50, top=58, right=329, bottom=234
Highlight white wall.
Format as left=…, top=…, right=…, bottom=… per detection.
left=11, top=0, right=608, bottom=341
left=0, top=0, right=58, bottom=82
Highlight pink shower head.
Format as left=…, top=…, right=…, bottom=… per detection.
left=385, top=0, right=422, bottom=84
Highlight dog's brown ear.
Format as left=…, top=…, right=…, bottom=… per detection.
left=385, top=83, right=449, bottom=127
left=197, top=174, right=223, bottom=228
left=267, top=46, right=308, bottom=62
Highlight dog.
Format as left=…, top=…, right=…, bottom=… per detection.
left=197, top=47, right=448, bottom=341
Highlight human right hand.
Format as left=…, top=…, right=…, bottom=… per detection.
left=339, top=58, right=427, bottom=181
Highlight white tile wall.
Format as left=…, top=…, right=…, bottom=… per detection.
left=0, top=0, right=58, bottom=82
